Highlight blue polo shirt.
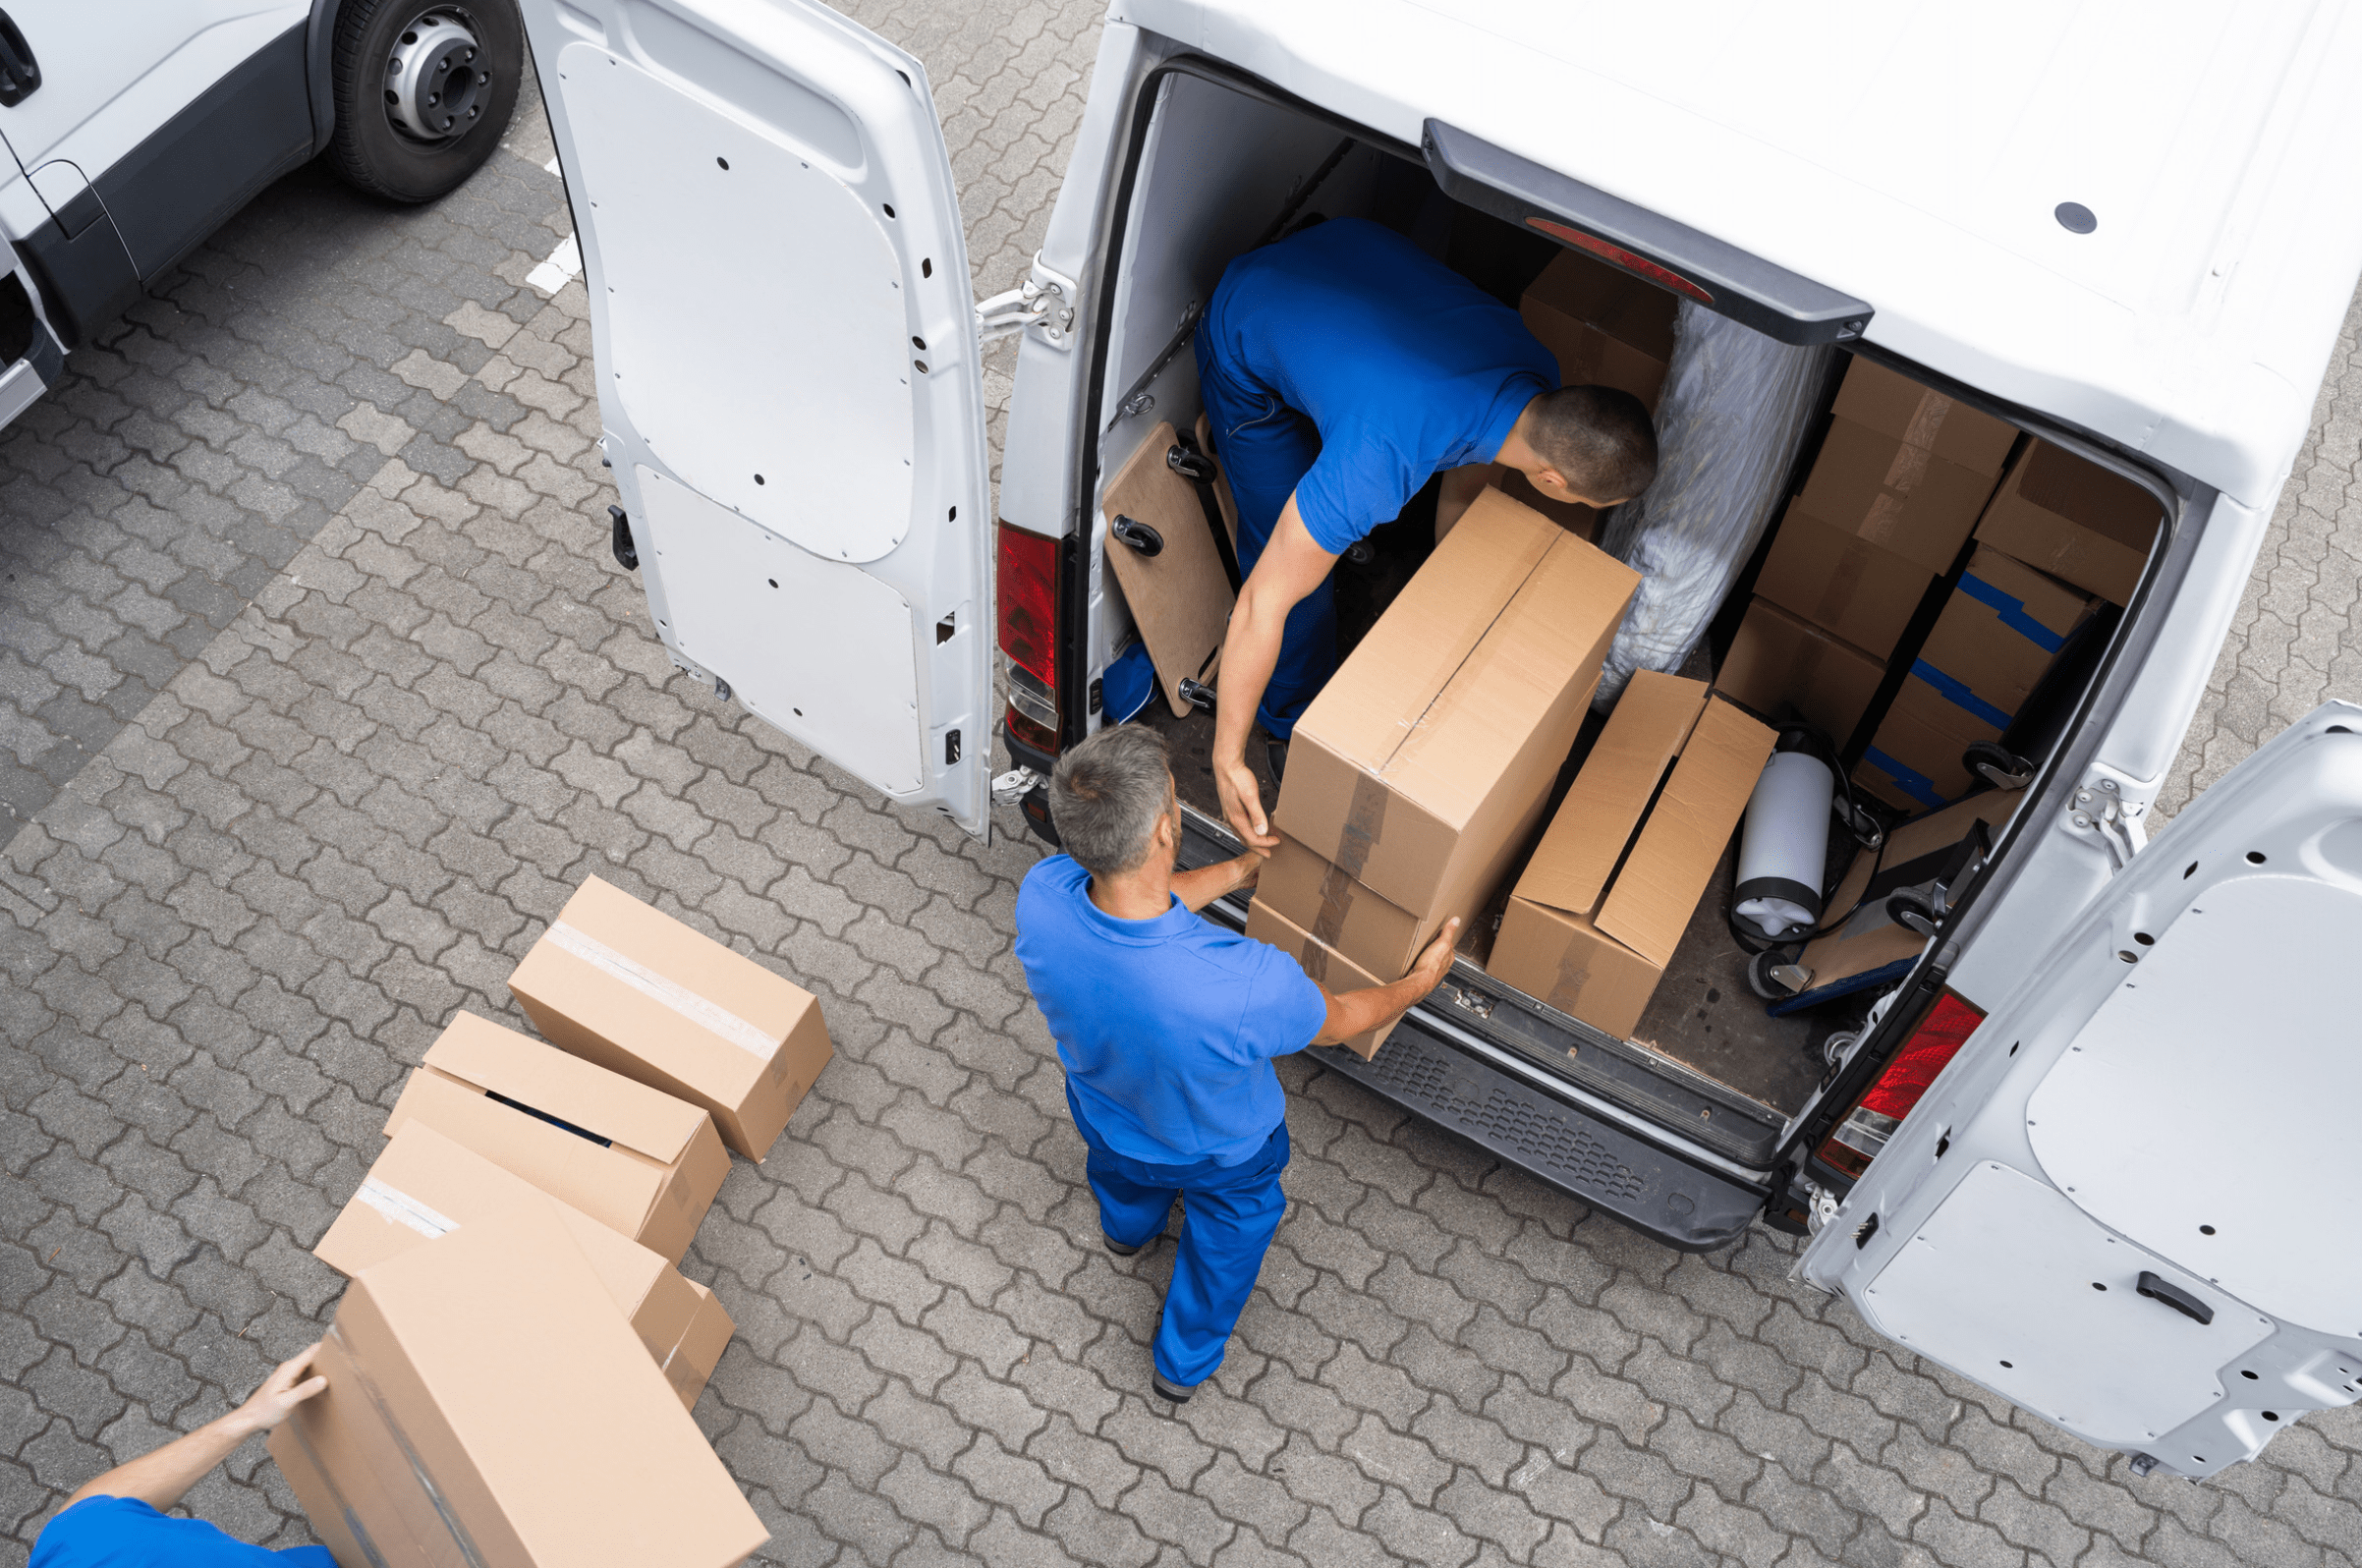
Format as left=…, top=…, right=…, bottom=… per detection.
left=34, top=1497, right=335, bottom=1566
left=1201, top=216, right=1560, bottom=551
left=1014, top=856, right=1327, bottom=1166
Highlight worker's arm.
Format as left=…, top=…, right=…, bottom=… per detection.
left=1211, top=496, right=1339, bottom=851
left=1171, top=850, right=1261, bottom=914
left=66, top=1344, right=327, bottom=1512
left=1434, top=463, right=1503, bottom=542
left=1311, top=919, right=1461, bottom=1044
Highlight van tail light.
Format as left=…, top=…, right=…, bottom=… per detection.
left=996, top=521, right=1062, bottom=754
left=1816, top=992, right=1986, bottom=1178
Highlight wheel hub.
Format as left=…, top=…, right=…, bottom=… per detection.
left=384, top=11, right=488, bottom=142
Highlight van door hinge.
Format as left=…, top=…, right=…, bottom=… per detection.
left=976, top=252, right=1081, bottom=351
left=2066, top=776, right=2147, bottom=869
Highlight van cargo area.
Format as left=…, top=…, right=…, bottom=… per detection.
left=1074, top=69, right=2165, bottom=1148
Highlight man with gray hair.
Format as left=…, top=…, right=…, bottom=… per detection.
left=1014, top=725, right=1457, bottom=1404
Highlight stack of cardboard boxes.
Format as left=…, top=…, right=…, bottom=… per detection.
left=274, top=877, right=836, bottom=1568
left=1246, top=486, right=1640, bottom=1052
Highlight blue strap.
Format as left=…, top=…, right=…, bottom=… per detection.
left=1909, top=660, right=2015, bottom=731
left=1863, top=746, right=1948, bottom=810
left=1954, top=572, right=2067, bottom=652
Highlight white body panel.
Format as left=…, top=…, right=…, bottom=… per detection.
left=518, top=0, right=994, bottom=835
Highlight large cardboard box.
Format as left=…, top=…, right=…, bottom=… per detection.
left=1518, top=248, right=1678, bottom=411
left=271, top=1203, right=768, bottom=1568
left=385, top=1013, right=730, bottom=1265
left=1490, top=677, right=1776, bottom=1039
left=1276, top=486, right=1639, bottom=922
left=1752, top=500, right=1935, bottom=661
left=1795, top=359, right=2017, bottom=578
left=317, top=1123, right=733, bottom=1408
left=1244, top=897, right=1391, bottom=1060
left=1853, top=683, right=1984, bottom=812
left=1974, top=438, right=2160, bottom=605
left=510, top=876, right=832, bottom=1161
left=1716, top=597, right=1886, bottom=745
left=1253, top=832, right=1479, bottom=984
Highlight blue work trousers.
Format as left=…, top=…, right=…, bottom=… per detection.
left=1193, top=319, right=1336, bottom=739
left=1070, top=1087, right=1291, bottom=1388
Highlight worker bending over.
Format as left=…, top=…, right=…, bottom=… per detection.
left=1014, top=726, right=1458, bottom=1401
left=1194, top=215, right=1659, bottom=849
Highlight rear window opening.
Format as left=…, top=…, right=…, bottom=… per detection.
left=1074, top=67, right=2165, bottom=1139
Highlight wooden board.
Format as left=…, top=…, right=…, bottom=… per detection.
left=1195, top=412, right=1240, bottom=550
left=1104, top=421, right=1235, bottom=719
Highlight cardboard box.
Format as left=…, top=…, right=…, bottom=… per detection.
left=385, top=1012, right=730, bottom=1265
left=1253, top=832, right=1483, bottom=984
left=1974, top=438, right=2159, bottom=605
left=1828, top=357, right=2017, bottom=475
left=1752, top=500, right=1935, bottom=661
left=1499, top=468, right=1599, bottom=540
left=510, top=876, right=832, bottom=1160
left=1716, top=597, right=1886, bottom=745
left=1518, top=248, right=1678, bottom=411
left=1244, top=897, right=1391, bottom=1060
left=1852, top=682, right=1985, bottom=811
left=271, top=1203, right=768, bottom=1568
left=1792, top=359, right=2018, bottom=579
left=317, top=1123, right=733, bottom=1409
left=1792, top=793, right=2019, bottom=996
left=1490, top=678, right=1776, bottom=1039
left=1276, top=486, right=1639, bottom=922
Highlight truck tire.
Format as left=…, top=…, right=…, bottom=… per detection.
left=328, top=0, right=523, bottom=203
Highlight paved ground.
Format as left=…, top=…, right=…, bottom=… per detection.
left=1, top=3, right=2358, bottom=1566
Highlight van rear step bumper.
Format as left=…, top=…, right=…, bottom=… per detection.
left=1308, top=1021, right=1768, bottom=1252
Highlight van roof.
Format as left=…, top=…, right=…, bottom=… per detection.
left=1119, top=0, right=2362, bottom=505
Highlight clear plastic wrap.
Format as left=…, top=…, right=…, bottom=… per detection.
left=1595, top=302, right=1833, bottom=706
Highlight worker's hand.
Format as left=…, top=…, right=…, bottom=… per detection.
left=1231, top=852, right=1262, bottom=892
left=230, top=1343, right=328, bottom=1436
left=1214, top=751, right=1277, bottom=854
left=1406, top=919, right=1463, bottom=996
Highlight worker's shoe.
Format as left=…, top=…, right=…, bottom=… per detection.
left=1102, top=1231, right=1144, bottom=1257
left=1152, top=1372, right=1198, bottom=1404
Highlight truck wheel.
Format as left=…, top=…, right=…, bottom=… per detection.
left=328, top=0, right=522, bottom=203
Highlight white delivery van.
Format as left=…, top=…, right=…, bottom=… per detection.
left=517, top=0, right=2362, bottom=1479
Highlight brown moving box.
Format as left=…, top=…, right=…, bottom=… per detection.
left=1852, top=683, right=1986, bottom=812
left=271, top=1203, right=768, bottom=1568
left=1253, top=833, right=1456, bottom=982
left=1974, top=438, right=2160, bottom=605
left=1716, top=597, right=1886, bottom=744
left=1752, top=500, right=1934, bottom=660
left=1491, top=678, right=1776, bottom=1039
left=1793, top=793, right=2019, bottom=994
left=1518, top=248, right=1678, bottom=411
left=510, top=876, right=833, bottom=1160
left=1795, top=358, right=2017, bottom=578
left=1276, top=486, right=1639, bottom=922
left=1244, top=897, right=1391, bottom=1060
left=317, top=1123, right=733, bottom=1408
left=385, top=1012, right=730, bottom=1264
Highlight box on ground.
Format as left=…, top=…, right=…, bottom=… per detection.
left=1490, top=676, right=1776, bottom=1039
left=1518, top=248, right=1678, bottom=412
left=1244, top=897, right=1390, bottom=1060
left=1716, top=597, right=1885, bottom=745
left=511, top=875, right=833, bottom=1161
left=385, top=1012, right=730, bottom=1264
left=271, top=1202, right=768, bottom=1568
left=1751, top=500, right=1935, bottom=661
left=1275, top=485, right=1638, bottom=924
left=1974, top=438, right=2161, bottom=605
left=317, top=1122, right=733, bottom=1408
left=1795, top=357, right=2016, bottom=578
left=1791, top=792, right=2020, bottom=998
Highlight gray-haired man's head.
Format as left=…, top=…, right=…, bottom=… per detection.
left=1048, top=725, right=1177, bottom=878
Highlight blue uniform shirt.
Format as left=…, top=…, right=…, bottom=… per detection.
left=33, top=1497, right=336, bottom=1567
left=1201, top=216, right=1561, bottom=552
left=1014, top=856, right=1327, bottom=1166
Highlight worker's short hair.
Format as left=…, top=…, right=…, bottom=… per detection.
left=1527, top=384, right=1658, bottom=502
left=1048, top=723, right=1175, bottom=877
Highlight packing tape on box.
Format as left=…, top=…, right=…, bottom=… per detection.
left=1953, top=571, right=2067, bottom=652
left=285, top=1324, right=493, bottom=1568
left=1293, top=933, right=1330, bottom=986
left=1332, top=773, right=1388, bottom=881
left=1908, top=659, right=2015, bottom=730
left=1881, top=437, right=1932, bottom=495
left=1813, top=540, right=1873, bottom=626
left=1547, top=950, right=1591, bottom=1016
left=544, top=921, right=778, bottom=1061
left=1312, top=861, right=1357, bottom=945
left=356, top=1178, right=460, bottom=1241
left=1900, top=390, right=1953, bottom=452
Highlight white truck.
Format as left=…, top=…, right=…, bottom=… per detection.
left=0, top=0, right=525, bottom=430
left=519, top=0, right=2362, bottom=1481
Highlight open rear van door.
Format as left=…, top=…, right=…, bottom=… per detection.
left=517, top=0, right=993, bottom=835
left=1800, top=702, right=2362, bottom=1478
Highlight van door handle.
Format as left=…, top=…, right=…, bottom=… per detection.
left=0, top=12, right=39, bottom=107
left=2135, top=1271, right=2214, bottom=1326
